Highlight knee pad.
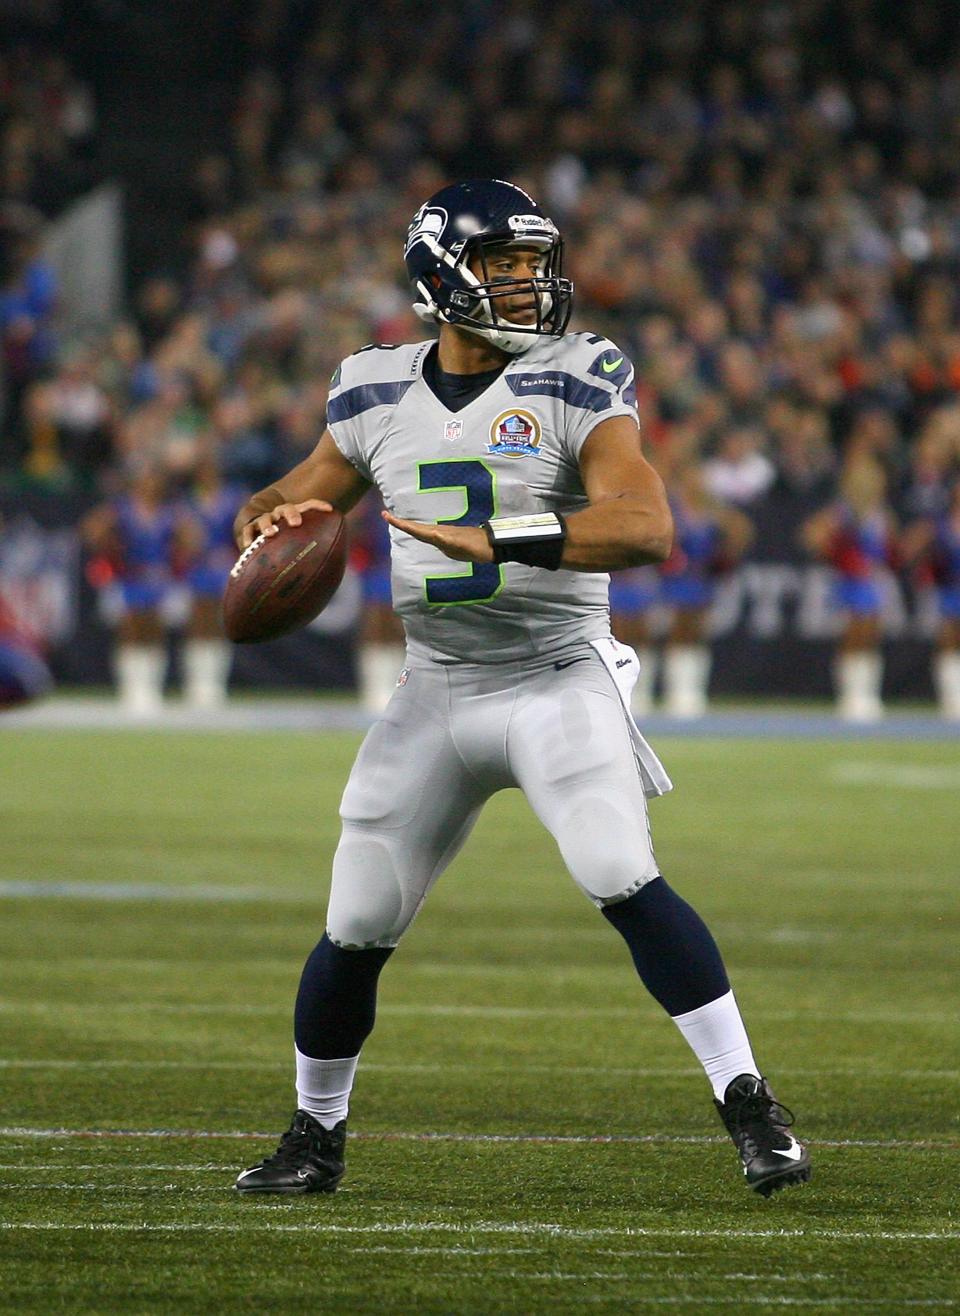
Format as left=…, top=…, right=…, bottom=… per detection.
left=559, top=794, right=660, bottom=905
left=326, top=830, right=406, bottom=949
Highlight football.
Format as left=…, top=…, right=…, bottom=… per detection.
left=222, top=508, right=347, bottom=643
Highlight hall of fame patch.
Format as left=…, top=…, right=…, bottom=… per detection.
left=487, top=409, right=542, bottom=458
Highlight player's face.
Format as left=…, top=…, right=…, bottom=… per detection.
left=468, top=243, right=548, bottom=325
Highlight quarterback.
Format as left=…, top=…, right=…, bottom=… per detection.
left=232, top=180, right=811, bottom=1198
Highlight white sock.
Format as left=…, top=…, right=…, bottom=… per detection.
left=934, top=651, right=960, bottom=720
left=663, top=645, right=710, bottom=718
left=835, top=651, right=883, bottom=721
left=115, top=645, right=165, bottom=715
left=631, top=646, right=656, bottom=716
left=671, top=990, right=759, bottom=1102
left=295, top=1047, right=360, bottom=1129
left=358, top=644, right=405, bottom=714
left=183, top=639, right=232, bottom=709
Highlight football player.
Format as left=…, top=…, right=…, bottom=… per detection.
left=232, top=181, right=810, bottom=1198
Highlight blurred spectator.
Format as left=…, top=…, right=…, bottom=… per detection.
left=0, top=226, right=56, bottom=462
left=702, top=426, right=776, bottom=506
left=0, top=44, right=95, bottom=216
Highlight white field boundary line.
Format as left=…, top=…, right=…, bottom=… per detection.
left=0, top=1184, right=227, bottom=1193
left=1, top=1221, right=958, bottom=1243
left=0, top=1059, right=957, bottom=1082
left=0, top=1164, right=239, bottom=1171
left=0, top=1127, right=956, bottom=1152
left=1, top=1000, right=957, bottom=1025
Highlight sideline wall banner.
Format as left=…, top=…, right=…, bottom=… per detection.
left=0, top=489, right=939, bottom=699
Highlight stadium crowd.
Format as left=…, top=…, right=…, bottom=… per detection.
left=2, top=0, right=960, bottom=717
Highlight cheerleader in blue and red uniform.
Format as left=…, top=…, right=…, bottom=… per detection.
left=348, top=492, right=405, bottom=713
left=82, top=462, right=190, bottom=714
left=179, top=453, right=248, bottom=708
left=904, top=479, right=960, bottom=720
left=610, top=565, right=661, bottom=715
left=803, top=456, right=898, bottom=721
left=0, top=593, right=52, bottom=710
left=658, top=463, right=753, bottom=717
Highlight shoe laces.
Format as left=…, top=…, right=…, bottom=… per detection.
left=260, top=1114, right=316, bottom=1168
left=730, top=1087, right=796, bottom=1154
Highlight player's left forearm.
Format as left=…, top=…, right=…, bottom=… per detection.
left=559, top=493, right=673, bottom=571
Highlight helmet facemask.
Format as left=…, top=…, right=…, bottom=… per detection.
left=413, top=235, right=573, bottom=355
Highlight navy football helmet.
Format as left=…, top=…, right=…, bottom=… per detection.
left=404, top=179, right=573, bottom=354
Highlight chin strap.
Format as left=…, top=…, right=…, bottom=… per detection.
left=413, top=284, right=541, bottom=355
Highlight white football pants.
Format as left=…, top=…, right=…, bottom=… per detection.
left=326, top=644, right=664, bottom=949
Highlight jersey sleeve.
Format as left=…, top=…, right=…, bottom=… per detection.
left=325, top=355, right=374, bottom=482
left=561, top=336, right=639, bottom=463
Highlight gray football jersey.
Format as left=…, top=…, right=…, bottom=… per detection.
left=327, top=333, right=639, bottom=663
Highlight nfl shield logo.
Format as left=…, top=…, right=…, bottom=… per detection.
left=443, top=419, right=463, bottom=443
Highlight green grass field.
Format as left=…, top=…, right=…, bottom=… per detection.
left=1, top=725, right=958, bottom=1313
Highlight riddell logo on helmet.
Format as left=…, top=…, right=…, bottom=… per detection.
left=507, top=214, right=557, bottom=235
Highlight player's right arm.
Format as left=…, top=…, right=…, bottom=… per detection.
left=233, top=431, right=371, bottom=548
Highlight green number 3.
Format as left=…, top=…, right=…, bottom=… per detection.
left=417, top=459, right=504, bottom=606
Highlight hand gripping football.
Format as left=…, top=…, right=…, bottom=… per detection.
left=222, top=508, right=347, bottom=643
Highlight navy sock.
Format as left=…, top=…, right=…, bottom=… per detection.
left=601, top=876, right=730, bottom=1016
left=294, top=933, right=395, bottom=1058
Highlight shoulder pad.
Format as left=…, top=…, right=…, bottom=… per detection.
left=538, top=333, right=635, bottom=393
left=334, top=341, right=431, bottom=391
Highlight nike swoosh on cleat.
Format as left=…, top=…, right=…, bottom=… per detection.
left=601, top=355, right=624, bottom=373
left=772, top=1141, right=804, bottom=1161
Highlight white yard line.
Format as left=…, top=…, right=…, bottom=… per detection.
left=0, top=1127, right=956, bottom=1152
left=0, top=880, right=297, bottom=903
left=1, top=1058, right=957, bottom=1081
left=0, top=1163, right=234, bottom=1171
left=830, top=762, right=960, bottom=789
left=0, top=999, right=957, bottom=1024
left=0, top=1221, right=957, bottom=1243
left=0, top=1184, right=226, bottom=1192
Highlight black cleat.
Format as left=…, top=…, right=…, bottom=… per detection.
left=715, top=1074, right=812, bottom=1198
left=236, top=1110, right=346, bottom=1195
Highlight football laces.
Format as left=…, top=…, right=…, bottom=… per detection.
left=230, top=530, right=270, bottom=579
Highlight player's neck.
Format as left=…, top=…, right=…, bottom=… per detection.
left=436, top=326, right=511, bottom=375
